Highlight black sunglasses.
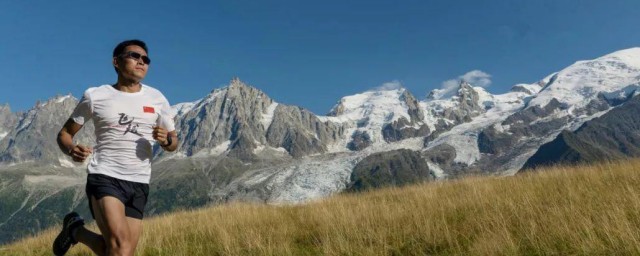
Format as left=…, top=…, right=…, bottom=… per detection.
left=120, top=51, right=151, bottom=65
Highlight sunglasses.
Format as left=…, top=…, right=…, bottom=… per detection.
left=120, top=51, right=151, bottom=65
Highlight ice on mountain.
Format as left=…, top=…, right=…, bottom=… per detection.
left=261, top=102, right=279, bottom=130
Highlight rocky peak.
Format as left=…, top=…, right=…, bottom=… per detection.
left=426, top=81, right=485, bottom=123
left=382, top=89, right=430, bottom=143
left=265, top=104, right=344, bottom=157
left=399, top=90, right=424, bottom=122
left=0, top=95, right=95, bottom=166
left=326, top=99, right=346, bottom=116
left=510, top=83, right=542, bottom=95
left=173, top=78, right=344, bottom=159
left=427, top=80, right=483, bottom=102
left=457, top=80, right=473, bottom=93
left=174, top=79, right=274, bottom=157
left=0, top=104, right=17, bottom=140
left=426, top=91, right=437, bottom=101
left=454, top=81, right=484, bottom=114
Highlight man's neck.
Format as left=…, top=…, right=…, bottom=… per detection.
left=114, top=79, right=142, bottom=93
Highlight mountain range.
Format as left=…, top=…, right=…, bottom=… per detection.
left=2, top=47, right=640, bottom=244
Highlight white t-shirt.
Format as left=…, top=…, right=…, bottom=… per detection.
left=71, top=84, right=176, bottom=184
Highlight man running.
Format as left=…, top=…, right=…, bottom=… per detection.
left=53, top=39, right=178, bottom=256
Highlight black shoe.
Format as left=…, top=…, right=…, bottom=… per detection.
left=52, top=212, right=84, bottom=256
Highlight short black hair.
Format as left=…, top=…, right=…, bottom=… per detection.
left=113, top=39, right=148, bottom=57
left=113, top=39, right=148, bottom=73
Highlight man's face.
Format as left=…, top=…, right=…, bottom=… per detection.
left=114, top=45, right=149, bottom=82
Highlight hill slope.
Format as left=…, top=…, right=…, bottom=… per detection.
left=4, top=158, right=640, bottom=255
left=523, top=94, right=640, bottom=169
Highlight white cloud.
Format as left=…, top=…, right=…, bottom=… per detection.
left=374, top=80, right=403, bottom=91
left=460, top=70, right=492, bottom=88
left=431, top=70, right=492, bottom=100
left=440, top=79, right=460, bottom=95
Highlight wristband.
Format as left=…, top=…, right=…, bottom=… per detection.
left=162, top=136, right=173, bottom=147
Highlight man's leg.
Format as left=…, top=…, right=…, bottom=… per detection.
left=71, top=195, right=110, bottom=255
left=123, top=181, right=148, bottom=253
left=74, top=225, right=106, bottom=255
left=91, top=195, right=136, bottom=256
left=126, top=217, right=143, bottom=251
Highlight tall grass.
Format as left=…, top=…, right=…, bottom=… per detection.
left=4, top=158, right=640, bottom=255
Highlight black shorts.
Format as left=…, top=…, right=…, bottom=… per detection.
left=85, top=174, right=149, bottom=220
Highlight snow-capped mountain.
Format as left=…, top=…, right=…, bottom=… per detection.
left=529, top=48, right=640, bottom=109
left=421, top=82, right=538, bottom=166
left=320, top=87, right=428, bottom=150
left=475, top=48, right=640, bottom=174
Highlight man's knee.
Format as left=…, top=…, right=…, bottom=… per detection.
left=107, top=229, right=134, bottom=255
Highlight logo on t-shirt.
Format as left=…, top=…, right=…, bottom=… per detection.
left=118, top=113, right=141, bottom=136
left=143, top=106, right=155, bottom=113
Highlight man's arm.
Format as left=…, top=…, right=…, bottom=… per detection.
left=57, top=119, right=93, bottom=162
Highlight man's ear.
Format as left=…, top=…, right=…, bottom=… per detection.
left=113, top=57, right=120, bottom=71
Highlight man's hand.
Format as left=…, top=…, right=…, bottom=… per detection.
left=153, top=126, right=169, bottom=146
left=153, top=126, right=178, bottom=152
left=70, top=145, right=93, bottom=162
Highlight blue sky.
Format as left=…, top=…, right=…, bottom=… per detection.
left=1, top=0, right=639, bottom=114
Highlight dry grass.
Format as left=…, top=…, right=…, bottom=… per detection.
left=4, top=158, right=640, bottom=255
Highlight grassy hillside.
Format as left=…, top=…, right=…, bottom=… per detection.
left=4, top=158, right=640, bottom=255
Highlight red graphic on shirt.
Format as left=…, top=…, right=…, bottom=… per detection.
left=143, top=106, right=155, bottom=113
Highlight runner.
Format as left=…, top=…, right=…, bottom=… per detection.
left=53, top=39, right=178, bottom=256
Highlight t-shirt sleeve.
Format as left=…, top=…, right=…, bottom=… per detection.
left=158, top=96, right=176, bottom=132
left=71, top=90, right=93, bottom=125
